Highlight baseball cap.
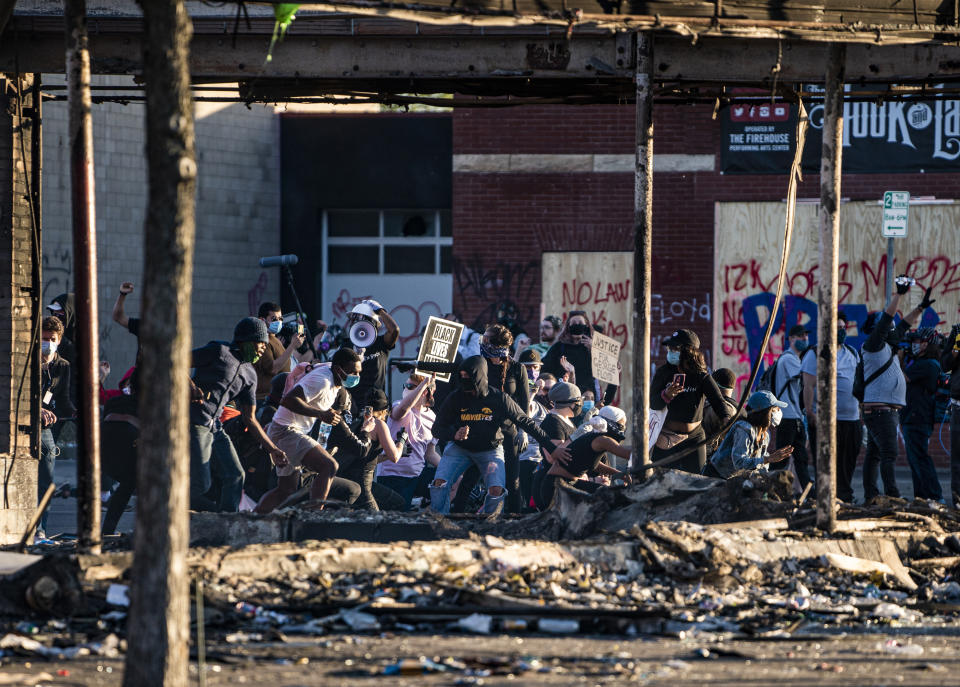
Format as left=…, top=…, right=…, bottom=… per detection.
left=548, top=381, right=581, bottom=405
left=712, top=368, right=737, bottom=390
left=47, top=302, right=63, bottom=312
left=365, top=389, right=390, bottom=411
left=788, top=324, right=809, bottom=337
left=662, top=329, right=700, bottom=349
left=747, top=390, right=788, bottom=411
left=518, top=348, right=541, bottom=365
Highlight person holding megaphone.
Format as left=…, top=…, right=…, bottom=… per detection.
left=343, top=299, right=400, bottom=415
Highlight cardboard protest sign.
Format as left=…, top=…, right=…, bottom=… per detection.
left=591, top=331, right=622, bottom=386
left=416, top=316, right=464, bottom=383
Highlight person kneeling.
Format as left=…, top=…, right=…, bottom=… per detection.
left=704, top=391, right=793, bottom=479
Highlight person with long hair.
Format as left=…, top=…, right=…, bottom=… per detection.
left=650, top=329, right=736, bottom=473
left=705, top=391, right=793, bottom=479
left=541, top=310, right=617, bottom=407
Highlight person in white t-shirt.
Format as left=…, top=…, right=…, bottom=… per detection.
left=802, top=310, right=863, bottom=503
left=255, top=347, right=363, bottom=513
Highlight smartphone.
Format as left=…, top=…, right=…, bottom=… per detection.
left=297, top=323, right=304, bottom=335
left=673, top=373, right=685, bottom=387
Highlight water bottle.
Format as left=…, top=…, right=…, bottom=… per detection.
left=318, top=422, right=333, bottom=448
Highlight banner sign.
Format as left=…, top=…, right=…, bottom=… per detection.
left=722, top=87, right=960, bottom=174
left=415, top=316, right=463, bottom=383
left=591, top=331, right=622, bottom=387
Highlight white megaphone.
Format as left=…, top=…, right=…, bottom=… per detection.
left=347, top=301, right=381, bottom=349
left=349, top=320, right=377, bottom=348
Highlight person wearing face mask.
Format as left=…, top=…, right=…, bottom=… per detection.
left=416, top=324, right=530, bottom=513
left=253, top=301, right=305, bottom=404
left=770, top=324, right=815, bottom=488
left=529, top=315, right=562, bottom=357
left=100, top=368, right=141, bottom=535
left=538, top=406, right=633, bottom=509
left=430, top=357, right=570, bottom=515
left=530, top=382, right=582, bottom=510
left=36, top=317, right=74, bottom=541
left=516, top=363, right=552, bottom=510
left=330, top=389, right=406, bottom=511
left=702, top=368, right=744, bottom=457
left=705, top=391, right=793, bottom=479
left=255, top=347, right=362, bottom=513
left=542, top=311, right=618, bottom=408
left=650, top=329, right=736, bottom=473
left=377, top=374, right=441, bottom=510
left=189, top=317, right=287, bottom=513
left=899, top=328, right=944, bottom=501
left=801, top=311, right=863, bottom=503
left=860, top=277, right=929, bottom=500
left=574, top=390, right=599, bottom=426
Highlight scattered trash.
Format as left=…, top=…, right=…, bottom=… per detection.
left=878, top=640, right=924, bottom=656
left=537, top=618, right=579, bottom=634
left=457, top=613, right=493, bottom=634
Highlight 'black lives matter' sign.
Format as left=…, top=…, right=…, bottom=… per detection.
left=416, top=317, right=464, bottom=383
left=722, top=87, right=960, bottom=174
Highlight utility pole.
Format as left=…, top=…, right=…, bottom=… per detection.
left=123, top=1, right=196, bottom=686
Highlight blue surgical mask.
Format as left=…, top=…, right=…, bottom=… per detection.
left=793, top=339, right=809, bottom=353
left=343, top=374, right=360, bottom=389
left=911, top=342, right=924, bottom=356
left=267, top=320, right=282, bottom=334
left=582, top=400, right=595, bottom=413
left=666, top=351, right=680, bottom=366
left=41, top=341, right=57, bottom=355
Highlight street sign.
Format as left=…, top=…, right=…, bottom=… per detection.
left=882, top=191, right=910, bottom=238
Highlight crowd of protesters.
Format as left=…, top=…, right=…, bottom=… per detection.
left=34, top=273, right=960, bottom=541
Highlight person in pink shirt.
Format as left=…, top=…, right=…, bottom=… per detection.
left=376, top=373, right=440, bottom=509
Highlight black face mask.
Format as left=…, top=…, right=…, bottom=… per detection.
left=606, top=425, right=626, bottom=442
left=460, top=379, right=478, bottom=394
left=568, top=323, right=590, bottom=336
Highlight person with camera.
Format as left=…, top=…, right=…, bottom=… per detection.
left=941, top=323, right=960, bottom=507
left=650, top=329, right=735, bottom=474
left=541, top=311, right=617, bottom=407
left=860, top=276, right=930, bottom=500
left=343, top=299, right=399, bottom=413
left=254, top=301, right=306, bottom=404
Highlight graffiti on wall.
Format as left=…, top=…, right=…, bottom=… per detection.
left=716, top=201, right=960, bottom=396
left=453, top=258, right=539, bottom=334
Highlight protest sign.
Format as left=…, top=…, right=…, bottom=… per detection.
left=416, top=316, right=464, bottom=383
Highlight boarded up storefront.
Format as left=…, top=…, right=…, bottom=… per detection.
left=542, top=251, right=634, bottom=424
left=715, top=201, right=960, bottom=395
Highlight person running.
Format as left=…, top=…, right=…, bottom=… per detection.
left=430, top=356, right=569, bottom=515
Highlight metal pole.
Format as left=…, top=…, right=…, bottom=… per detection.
left=631, top=31, right=653, bottom=474
left=885, top=237, right=894, bottom=303
left=30, top=76, right=43, bottom=468
left=66, top=0, right=101, bottom=553
left=816, top=42, right=845, bottom=533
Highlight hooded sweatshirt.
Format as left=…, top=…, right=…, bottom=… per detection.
left=434, top=356, right=558, bottom=454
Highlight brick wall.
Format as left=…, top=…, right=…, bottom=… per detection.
left=0, top=74, right=40, bottom=543
left=40, top=76, right=281, bottom=378
left=452, top=101, right=959, bottom=468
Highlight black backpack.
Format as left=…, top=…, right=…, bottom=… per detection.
left=852, top=346, right=895, bottom=402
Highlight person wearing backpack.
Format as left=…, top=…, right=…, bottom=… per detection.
left=770, top=324, right=815, bottom=488
left=860, top=277, right=932, bottom=500
left=801, top=310, right=863, bottom=503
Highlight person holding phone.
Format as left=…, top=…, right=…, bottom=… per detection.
left=650, top=329, right=736, bottom=473
left=541, top=311, right=618, bottom=409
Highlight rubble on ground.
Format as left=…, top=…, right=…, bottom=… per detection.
left=4, top=469, right=960, bottom=664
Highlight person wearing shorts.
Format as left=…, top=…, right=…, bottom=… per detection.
left=255, top=347, right=363, bottom=513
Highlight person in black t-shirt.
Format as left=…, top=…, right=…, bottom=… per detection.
left=343, top=299, right=399, bottom=412
left=101, top=369, right=140, bottom=534
left=651, top=329, right=735, bottom=474
left=531, top=381, right=582, bottom=510
left=541, top=311, right=618, bottom=407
